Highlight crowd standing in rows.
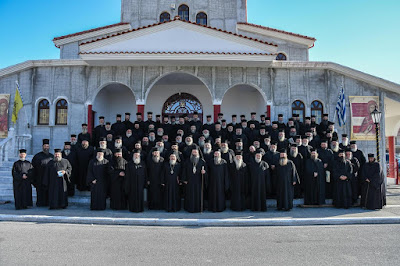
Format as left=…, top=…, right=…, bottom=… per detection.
left=12, top=112, right=386, bottom=212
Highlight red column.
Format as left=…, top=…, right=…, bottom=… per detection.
left=266, top=105, right=271, bottom=118
left=388, top=136, right=395, bottom=179
left=213, top=105, right=221, bottom=123
left=88, top=104, right=93, bottom=135
left=137, top=105, right=145, bottom=116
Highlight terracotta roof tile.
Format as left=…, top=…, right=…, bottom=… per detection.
left=80, top=17, right=278, bottom=47
left=237, top=22, right=316, bottom=41
left=53, top=22, right=130, bottom=41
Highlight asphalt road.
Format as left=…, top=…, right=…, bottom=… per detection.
left=0, top=222, right=399, bottom=265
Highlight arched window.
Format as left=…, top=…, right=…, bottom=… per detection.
left=55, top=99, right=68, bottom=125
left=292, top=100, right=305, bottom=122
left=38, top=99, right=50, bottom=125
left=160, top=12, right=170, bottom=23
left=311, top=100, right=324, bottom=124
left=163, top=93, right=203, bottom=122
left=196, top=12, right=207, bottom=25
left=178, top=4, right=189, bottom=21
left=276, top=53, right=287, bottom=61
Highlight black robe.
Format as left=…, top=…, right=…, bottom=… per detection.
left=288, top=153, right=304, bottom=198
left=248, top=161, right=270, bottom=211
left=317, top=148, right=334, bottom=199
left=161, top=162, right=182, bottom=212
left=146, top=158, right=165, bottom=210
left=348, top=157, right=360, bottom=203
left=87, top=158, right=111, bottom=210
left=207, top=159, right=229, bottom=212
left=361, top=162, right=385, bottom=210
left=332, top=158, right=353, bottom=208
left=12, top=160, right=33, bottom=210
left=181, top=158, right=208, bottom=213
left=76, top=146, right=94, bottom=191
left=276, top=160, right=298, bottom=210
left=43, top=159, right=72, bottom=209
left=110, top=157, right=128, bottom=210
left=62, top=149, right=77, bottom=196
left=32, top=151, right=53, bottom=207
left=263, top=150, right=279, bottom=197
left=304, top=158, right=326, bottom=205
left=228, top=162, right=249, bottom=211
left=125, top=161, right=147, bottom=212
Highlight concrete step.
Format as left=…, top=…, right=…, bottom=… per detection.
left=0, top=170, right=11, bottom=177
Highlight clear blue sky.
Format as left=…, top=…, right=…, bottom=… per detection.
left=0, top=0, right=399, bottom=84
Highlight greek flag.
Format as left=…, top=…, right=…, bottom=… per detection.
left=335, top=87, right=346, bottom=127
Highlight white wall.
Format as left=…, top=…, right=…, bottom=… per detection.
left=221, top=85, right=266, bottom=121
left=145, top=84, right=214, bottom=120
left=93, top=84, right=137, bottom=126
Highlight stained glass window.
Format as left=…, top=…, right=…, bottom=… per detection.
left=292, top=100, right=305, bottom=122
left=163, top=93, right=203, bottom=120
left=196, top=12, right=207, bottom=25
left=38, top=99, right=50, bottom=125
left=311, top=100, right=324, bottom=124
left=160, top=12, right=170, bottom=23
left=56, top=99, right=68, bottom=125
left=178, top=5, right=189, bottom=21
left=276, top=53, right=287, bottom=61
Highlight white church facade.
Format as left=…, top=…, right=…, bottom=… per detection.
left=1, top=0, right=400, bottom=178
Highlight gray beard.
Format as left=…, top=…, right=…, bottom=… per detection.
left=311, top=155, right=318, bottom=161
left=351, top=148, right=357, bottom=152
left=96, top=156, right=104, bottom=162
left=198, top=141, right=205, bottom=147
left=149, top=136, right=155, bottom=142
left=115, top=143, right=122, bottom=149
left=54, top=157, right=61, bottom=162
left=158, top=146, right=164, bottom=153
left=152, top=156, right=160, bottom=163
left=214, top=157, right=222, bottom=165
left=255, top=157, right=261, bottom=163
left=134, top=158, right=141, bottom=165
left=71, top=141, right=77, bottom=145
left=64, top=150, right=71, bottom=156
left=82, top=129, right=88, bottom=134
left=342, top=140, right=349, bottom=146
left=221, top=146, right=229, bottom=153
left=278, top=136, right=285, bottom=142
left=170, top=160, right=176, bottom=166
left=331, top=145, right=339, bottom=153
left=290, top=150, right=298, bottom=158
left=185, top=141, right=193, bottom=146
left=279, top=158, right=288, bottom=166
left=100, top=144, right=107, bottom=149
left=190, top=155, right=199, bottom=165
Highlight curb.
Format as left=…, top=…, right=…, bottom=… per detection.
left=1, top=214, right=400, bottom=227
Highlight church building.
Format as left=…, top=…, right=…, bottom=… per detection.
left=1, top=0, right=400, bottom=181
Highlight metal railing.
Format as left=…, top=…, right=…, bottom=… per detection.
left=0, top=128, right=32, bottom=166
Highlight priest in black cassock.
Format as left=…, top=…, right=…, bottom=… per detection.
left=229, top=151, right=249, bottom=211
left=32, top=139, right=53, bottom=207
left=248, top=149, right=270, bottom=211
left=43, top=149, right=72, bottom=209
left=87, top=149, right=111, bottom=210
left=276, top=149, right=299, bottom=211
left=361, top=154, right=386, bottom=210
left=304, top=148, right=326, bottom=205
left=288, top=144, right=304, bottom=198
left=76, top=139, right=94, bottom=191
left=62, top=141, right=77, bottom=196
left=12, top=149, right=33, bottom=210
left=125, top=150, right=147, bottom=212
left=146, top=148, right=164, bottom=210
left=207, top=150, right=229, bottom=212
left=161, top=153, right=182, bottom=212
left=181, top=148, right=208, bottom=213
left=110, top=149, right=128, bottom=210
left=331, top=149, right=353, bottom=209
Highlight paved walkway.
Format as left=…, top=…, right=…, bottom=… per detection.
left=1, top=185, right=399, bottom=226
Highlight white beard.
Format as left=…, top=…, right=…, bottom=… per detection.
left=234, top=158, right=243, bottom=170
left=206, top=121, right=213, bottom=125
left=203, top=148, right=212, bottom=154
left=96, top=156, right=104, bottom=162
left=185, top=141, right=193, bottom=146
left=100, top=144, right=107, bottom=149
left=331, top=145, right=339, bottom=153
left=64, top=150, right=71, bottom=156
left=203, top=133, right=210, bottom=138
left=221, top=146, right=229, bottom=153
left=170, top=160, right=177, bottom=166
left=134, top=158, right=141, bottom=165
left=290, top=150, right=298, bottom=158
left=278, top=136, right=285, bottom=142
left=351, top=148, right=357, bottom=152
left=342, top=140, right=349, bottom=146
left=255, top=157, right=261, bottom=163
left=279, top=158, right=288, bottom=166
left=158, top=146, right=164, bottom=153
left=152, top=156, right=160, bottom=163
left=149, top=136, right=155, bottom=142
left=115, top=142, right=122, bottom=149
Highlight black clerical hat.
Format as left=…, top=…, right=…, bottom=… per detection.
left=19, top=149, right=27, bottom=154
left=54, top=149, right=62, bottom=153
left=99, top=116, right=105, bottom=119
left=42, top=139, right=50, bottom=145
left=368, top=153, right=375, bottom=158
left=71, top=134, right=77, bottom=138
left=64, top=142, right=71, bottom=145
left=114, top=148, right=122, bottom=153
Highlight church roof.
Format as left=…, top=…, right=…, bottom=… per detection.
left=237, top=22, right=316, bottom=41
left=53, top=22, right=130, bottom=41
left=80, top=16, right=278, bottom=48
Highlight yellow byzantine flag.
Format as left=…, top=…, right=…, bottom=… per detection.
left=12, top=81, right=23, bottom=124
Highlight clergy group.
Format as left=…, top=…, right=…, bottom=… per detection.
left=12, top=111, right=386, bottom=212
